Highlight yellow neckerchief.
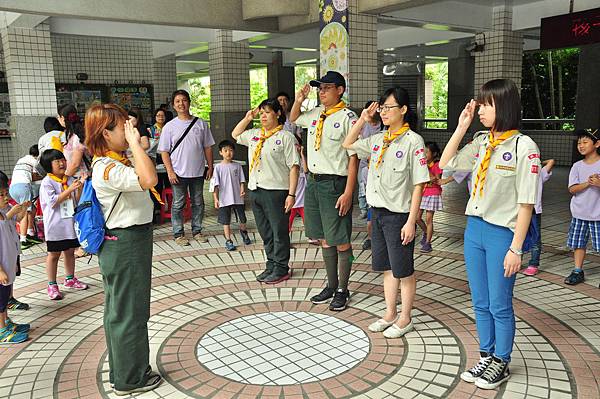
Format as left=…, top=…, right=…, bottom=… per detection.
left=375, top=123, right=410, bottom=169
left=152, top=123, right=163, bottom=139
left=250, top=124, right=284, bottom=172
left=48, top=173, right=69, bottom=191
left=472, top=129, right=518, bottom=197
left=315, top=101, right=346, bottom=151
left=50, top=132, right=65, bottom=152
left=101, top=151, right=164, bottom=204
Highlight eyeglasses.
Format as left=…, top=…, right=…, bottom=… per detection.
left=317, top=85, right=337, bottom=92
left=376, top=105, right=401, bottom=113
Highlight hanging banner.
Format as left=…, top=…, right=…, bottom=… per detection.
left=320, top=0, right=349, bottom=100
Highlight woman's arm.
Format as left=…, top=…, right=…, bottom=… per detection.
left=232, top=109, right=258, bottom=140
left=285, top=165, right=300, bottom=213
left=401, top=183, right=425, bottom=245
left=343, top=102, right=378, bottom=149
left=439, top=100, right=476, bottom=168
left=125, top=120, right=157, bottom=189
left=504, top=203, right=534, bottom=277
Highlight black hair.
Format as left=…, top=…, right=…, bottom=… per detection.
left=275, top=92, right=291, bottom=100
left=476, top=79, right=521, bottom=132
left=153, top=108, right=166, bottom=122
left=575, top=129, right=600, bottom=155
left=0, top=170, right=8, bottom=190
left=128, top=108, right=144, bottom=128
left=44, top=117, right=63, bottom=133
left=58, top=104, right=85, bottom=143
left=424, top=141, right=441, bottom=162
left=258, top=98, right=287, bottom=125
left=219, top=139, right=235, bottom=151
left=171, top=89, right=191, bottom=104
left=164, top=110, right=174, bottom=122
left=29, top=145, right=39, bottom=157
left=39, top=149, right=66, bottom=174
left=378, top=87, right=418, bottom=131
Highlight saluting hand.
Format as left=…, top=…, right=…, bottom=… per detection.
left=457, top=100, right=477, bottom=131
left=244, top=108, right=259, bottom=122
left=296, top=84, right=310, bottom=103
left=361, top=102, right=379, bottom=122
left=124, top=119, right=141, bottom=146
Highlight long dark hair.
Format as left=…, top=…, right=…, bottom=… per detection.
left=476, top=79, right=521, bottom=132
left=258, top=98, right=286, bottom=125
left=58, top=104, right=85, bottom=143
left=378, top=87, right=418, bottom=131
left=425, top=141, right=441, bottom=163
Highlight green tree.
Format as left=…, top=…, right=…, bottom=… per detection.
left=188, top=77, right=211, bottom=121
left=424, top=62, right=448, bottom=129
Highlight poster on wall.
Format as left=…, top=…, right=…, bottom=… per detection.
left=319, top=0, right=349, bottom=102
left=109, top=85, right=154, bottom=116
left=56, top=84, right=107, bottom=117
left=0, top=92, right=10, bottom=136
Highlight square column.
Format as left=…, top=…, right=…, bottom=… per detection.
left=267, top=51, right=295, bottom=99
left=209, top=30, right=250, bottom=160
left=1, top=22, right=57, bottom=157
left=153, top=55, right=177, bottom=108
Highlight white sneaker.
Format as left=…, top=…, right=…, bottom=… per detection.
left=368, top=316, right=399, bottom=332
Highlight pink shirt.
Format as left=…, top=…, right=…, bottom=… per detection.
left=212, top=162, right=245, bottom=207
left=423, top=161, right=443, bottom=197
left=63, top=135, right=89, bottom=176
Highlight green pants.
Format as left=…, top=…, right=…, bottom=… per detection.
left=99, top=223, right=153, bottom=391
left=250, top=188, right=290, bottom=273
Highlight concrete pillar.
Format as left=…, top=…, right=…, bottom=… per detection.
left=377, top=49, right=384, bottom=96
left=1, top=22, right=57, bottom=157
left=267, top=51, right=295, bottom=99
left=473, top=2, right=523, bottom=96
left=448, top=44, right=475, bottom=132
left=153, top=55, right=177, bottom=109
left=575, top=43, right=600, bottom=129
left=208, top=30, right=250, bottom=161
left=347, top=0, right=378, bottom=110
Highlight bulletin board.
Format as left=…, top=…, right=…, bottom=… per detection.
left=108, top=84, right=154, bottom=115
left=55, top=84, right=108, bottom=117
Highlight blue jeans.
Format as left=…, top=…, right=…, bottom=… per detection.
left=464, top=216, right=516, bottom=362
left=171, top=177, right=205, bottom=238
left=528, top=213, right=542, bottom=266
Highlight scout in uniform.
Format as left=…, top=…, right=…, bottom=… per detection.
left=343, top=87, right=429, bottom=338
left=232, top=98, right=300, bottom=284
left=85, top=104, right=162, bottom=396
left=290, top=71, right=359, bottom=311
left=440, top=79, right=541, bottom=390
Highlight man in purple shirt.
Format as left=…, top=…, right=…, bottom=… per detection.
left=158, top=90, right=215, bottom=246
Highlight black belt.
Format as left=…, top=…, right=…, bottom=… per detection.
left=308, top=172, right=346, bottom=181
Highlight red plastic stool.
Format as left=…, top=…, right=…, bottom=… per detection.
left=159, top=187, right=192, bottom=224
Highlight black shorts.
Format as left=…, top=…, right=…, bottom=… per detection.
left=217, top=204, right=247, bottom=225
left=47, top=239, right=80, bottom=253
left=16, top=255, right=21, bottom=277
left=371, top=207, right=415, bottom=278
left=0, top=284, right=11, bottom=312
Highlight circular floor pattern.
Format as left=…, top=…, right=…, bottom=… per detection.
left=196, top=311, right=370, bottom=385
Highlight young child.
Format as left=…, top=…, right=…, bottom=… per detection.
left=39, top=149, right=88, bottom=300
left=212, top=140, right=251, bottom=251
left=522, top=158, right=555, bottom=276
left=0, top=171, right=30, bottom=344
left=564, top=129, right=600, bottom=286
left=10, top=145, right=43, bottom=250
left=416, top=142, right=443, bottom=253
left=289, top=138, right=307, bottom=232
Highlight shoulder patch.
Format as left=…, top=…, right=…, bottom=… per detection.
left=103, top=163, right=116, bottom=181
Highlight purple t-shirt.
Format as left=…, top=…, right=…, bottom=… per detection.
left=40, top=176, right=77, bottom=242
left=0, top=207, right=20, bottom=285
left=569, top=158, right=600, bottom=221
left=534, top=167, right=552, bottom=214
left=212, top=162, right=245, bottom=207
left=157, top=116, right=215, bottom=178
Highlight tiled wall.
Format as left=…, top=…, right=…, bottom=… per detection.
left=347, top=0, right=378, bottom=109
left=0, top=138, right=16, bottom=176
left=51, top=34, right=153, bottom=84
left=153, top=55, right=177, bottom=107
left=209, top=30, right=250, bottom=113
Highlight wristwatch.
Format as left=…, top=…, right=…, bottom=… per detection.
left=509, top=247, right=523, bottom=256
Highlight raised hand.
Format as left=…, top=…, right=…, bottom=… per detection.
left=295, top=84, right=310, bottom=103
left=245, top=108, right=259, bottom=122
left=457, top=100, right=477, bottom=131
left=361, top=102, right=379, bottom=122
left=124, top=119, right=141, bottom=146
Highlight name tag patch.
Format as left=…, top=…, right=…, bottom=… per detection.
left=496, top=165, right=516, bottom=171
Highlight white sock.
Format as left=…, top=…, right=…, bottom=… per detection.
left=27, top=229, right=34, bottom=236
left=20, top=235, right=27, bottom=242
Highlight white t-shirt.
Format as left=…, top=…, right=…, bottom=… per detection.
left=11, top=155, right=38, bottom=184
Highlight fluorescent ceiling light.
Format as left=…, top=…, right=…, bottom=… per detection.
left=296, top=58, right=317, bottom=65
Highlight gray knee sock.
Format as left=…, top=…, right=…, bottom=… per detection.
left=322, top=246, right=339, bottom=290
left=338, top=248, right=353, bottom=291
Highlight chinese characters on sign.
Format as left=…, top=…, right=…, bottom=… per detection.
left=541, top=7, right=600, bottom=50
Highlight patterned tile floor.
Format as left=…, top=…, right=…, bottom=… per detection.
left=1, top=166, right=599, bottom=399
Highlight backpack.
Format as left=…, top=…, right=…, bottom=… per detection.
left=73, top=179, right=121, bottom=254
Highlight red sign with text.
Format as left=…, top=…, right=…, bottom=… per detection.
left=540, top=7, right=600, bottom=50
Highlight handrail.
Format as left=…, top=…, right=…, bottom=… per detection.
left=522, top=118, right=575, bottom=124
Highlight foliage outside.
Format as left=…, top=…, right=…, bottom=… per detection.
left=424, top=62, right=448, bottom=130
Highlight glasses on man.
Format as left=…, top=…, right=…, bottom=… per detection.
left=376, top=105, right=401, bottom=113
left=317, top=85, right=337, bottom=92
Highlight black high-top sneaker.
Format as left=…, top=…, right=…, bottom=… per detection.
left=460, top=352, right=493, bottom=383
left=475, top=355, right=510, bottom=389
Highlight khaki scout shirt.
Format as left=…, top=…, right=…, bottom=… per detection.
left=445, top=132, right=541, bottom=230
left=350, top=130, right=430, bottom=213
left=295, top=105, right=357, bottom=175
left=91, top=158, right=153, bottom=229
left=237, top=128, right=300, bottom=191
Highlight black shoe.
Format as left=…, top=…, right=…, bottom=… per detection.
left=362, top=239, right=371, bottom=250
left=256, top=267, right=274, bottom=282
left=564, top=270, right=585, bottom=285
left=329, top=289, right=350, bottom=311
left=263, top=268, right=291, bottom=284
left=310, top=286, right=335, bottom=304
left=460, top=352, right=492, bottom=383
left=240, top=230, right=251, bottom=245
left=26, top=235, right=43, bottom=244
left=20, top=241, right=34, bottom=251
left=474, top=356, right=510, bottom=390
left=114, top=374, right=162, bottom=396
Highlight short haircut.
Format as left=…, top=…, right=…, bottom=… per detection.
left=275, top=91, right=290, bottom=100
left=44, top=117, right=63, bottom=133
left=84, top=104, right=129, bottom=157
left=258, top=98, right=287, bottom=125
left=575, top=128, right=599, bottom=143
left=29, top=145, right=39, bottom=157
left=171, top=89, right=191, bottom=104
left=476, top=79, right=521, bottom=132
left=39, top=149, right=66, bottom=174
left=0, top=170, right=8, bottom=189
left=219, top=139, right=235, bottom=151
